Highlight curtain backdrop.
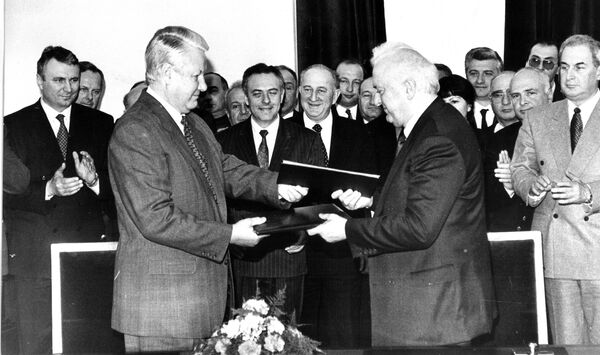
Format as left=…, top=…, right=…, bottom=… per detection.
left=504, top=0, right=600, bottom=70
left=296, top=0, right=386, bottom=75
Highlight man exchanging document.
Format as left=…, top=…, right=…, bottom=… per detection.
left=308, top=42, right=496, bottom=346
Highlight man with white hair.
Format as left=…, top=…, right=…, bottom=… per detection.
left=308, top=42, right=495, bottom=346
left=108, top=26, right=307, bottom=352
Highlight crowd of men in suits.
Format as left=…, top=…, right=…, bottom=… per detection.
left=3, top=26, right=600, bottom=353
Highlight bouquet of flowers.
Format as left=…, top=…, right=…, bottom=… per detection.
left=195, top=294, right=321, bottom=355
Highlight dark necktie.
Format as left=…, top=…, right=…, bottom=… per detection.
left=257, top=130, right=269, bottom=169
left=480, top=109, right=489, bottom=129
left=396, top=129, right=406, bottom=156
left=346, top=108, right=353, bottom=120
left=55, top=114, right=68, bottom=160
left=181, top=116, right=218, bottom=203
left=570, top=107, right=583, bottom=153
left=312, top=123, right=329, bottom=166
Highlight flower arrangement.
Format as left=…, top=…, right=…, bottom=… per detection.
left=195, top=293, right=321, bottom=355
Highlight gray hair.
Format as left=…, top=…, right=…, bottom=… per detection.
left=145, top=26, right=209, bottom=84
left=300, top=64, right=339, bottom=89
left=371, top=41, right=439, bottom=94
left=512, top=67, right=550, bottom=93
left=559, top=34, right=600, bottom=67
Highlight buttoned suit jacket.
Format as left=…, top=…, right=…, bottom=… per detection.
left=482, top=122, right=534, bottom=232
left=3, top=100, right=113, bottom=278
left=290, top=109, right=377, bottom=275
left=345, top=98, right=495, bottom=346
left=511, top=99, right=600, bottom=279
left=109, top=91, right=284, bottom=339
left=216, top=118, right=326, bottom=278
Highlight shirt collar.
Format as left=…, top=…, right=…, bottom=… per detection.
left=40, top=98, right=72, bottom=121
left=568, top=89, right=600, bottom=127
left=250, top=116, right=280, bottom=138
left=147, top=86, right=186, bottom=133
left=303, top=110, right=333, bottom=130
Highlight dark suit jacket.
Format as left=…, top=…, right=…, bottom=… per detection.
left=3, top=101, right=113, bottom=278
left=3, top=126, right=30, bottom=195
left=217, top=118, right=326, bottom=278
left=365, top=114, right=397, bottom=179
left=290, top=109, right=378, bottom=276
left=346, top=97, right=495, bottom=346
left=109, top=91, right=285, bottom=338
left=482, top=122, right=533, bottom=232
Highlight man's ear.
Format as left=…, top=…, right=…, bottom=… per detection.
left=36, top=74, right=44, bottom=91
left=404, top=79, right=417, bottom=100
left=332, top=88, right=341, bottom=104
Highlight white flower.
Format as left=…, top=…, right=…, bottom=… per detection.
left=220, top=318, right=241, bottom=338
left=264, top=333, right=285, bottom=352
left=214, top=338, right=230, bottom=354
left=242, top=299, right=270, bottom=315
left=238, top=340, right=262, bottom=355
left=239, top=313, right=265, bottom=340
left=265, top=316, right=285, bottom=335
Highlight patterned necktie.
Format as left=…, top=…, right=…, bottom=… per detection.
left=570, top=107, right=583, bottom=153
left=396, top=129, right=406, bottom=156
left=257, top=130, right=269, bottom=169
left=55, top=114, right=68, bottom=160
left=346, top=108, right=353, bottom=120
left=312, top=124, right=329, bottom=166
left=480, top=109, right=489, bottom=129
left=181, top=115, right=218, bottom=203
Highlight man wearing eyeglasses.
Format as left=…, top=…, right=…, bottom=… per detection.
left=525, top=41, right=563, bottom=101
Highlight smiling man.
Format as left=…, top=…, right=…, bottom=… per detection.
left=335, top=60, right=364, bottom=121
left=217, top=63, right=326, bottom=318
left=511, top=34, right=600, bottom=345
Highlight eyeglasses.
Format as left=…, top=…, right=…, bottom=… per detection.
left=528, top=56, right=556, bottom=71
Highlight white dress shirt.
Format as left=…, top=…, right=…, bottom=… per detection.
left=303, top=111, right=333, bottom=158
left=250, top=117, right=280, bottom=164
left=567, top=89, right=600, bottom=128
left=473, top=101, right=494, bottom=129
left=336, top=104, right=358, bottom=121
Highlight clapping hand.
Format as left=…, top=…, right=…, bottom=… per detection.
left=73, top=151, right=98, bottom=186
left=494, top=150, right=513, bottom=191
left=48, top=163, right=83, bottom=197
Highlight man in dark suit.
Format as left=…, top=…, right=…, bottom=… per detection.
left=4, top=46, right=114, bottom=354
left=217, top=63, right=326, bottom=317
left=195, top=72, right=231, bottom=133
left=360, top=77, right=397, bottom=178
left=309, top=42, right=496, bottom=346
left=108, top=26, right=307, bottom=353
left=525, top=40, right=563, bottom=102
left=290, top=64, right=376, bottom=348
left=335, top=59, right=364, bottom=122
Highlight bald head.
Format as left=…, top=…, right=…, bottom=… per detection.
left=509, top=67, right=551, bottom=121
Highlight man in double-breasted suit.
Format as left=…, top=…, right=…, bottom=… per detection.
left=108, top=27, right=307, bottom=353
left=310, top=42, right=495, bottom=346
left=511, top=34, right=600, bottom=344
left=217, top=63, right=326, bottom=317
left=4, top=46, right=113, bottom=354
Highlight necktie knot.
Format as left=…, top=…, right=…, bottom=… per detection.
left=480, top=109, right=489, bottom=129
left=312, top=124, right=322, bottom=134
left=345, top=108, right=353, bottom=120
left=259, top=129, right=268, bottom=138
left=56, top=113, right=65, bottom=123
left=574, top=107, right=581, bottom=114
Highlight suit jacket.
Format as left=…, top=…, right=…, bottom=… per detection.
left=3, top=126, right=30, bottom=195
left=109, top=91, right=285, bottom=338
left=217, top=118, right=326, bottom=278
left=482, top=122, right=533, bottom=232
left=290, top=109, right=378, bottom=276
left=3, top=101, right=113, bottom=278
left=511, top=99, right=600, bottom=279
left=345, top=98, right=495, bottom=346
left=365, top=114, right=397, bottom=179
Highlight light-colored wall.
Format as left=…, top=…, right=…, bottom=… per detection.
left=3, top=0, right=296, bottom=119
left=384, top=0, right=505, bottom=77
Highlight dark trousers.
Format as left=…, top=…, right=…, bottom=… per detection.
left=301, top=273, right=371, bottom=348
left=14, top=277, right=52, bottom=354
left=234, top=275, right=304, bottom=322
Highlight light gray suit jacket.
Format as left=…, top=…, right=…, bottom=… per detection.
left=511, top=98, right=600, bottom=279
left=109, top=91, right=285, bottom=338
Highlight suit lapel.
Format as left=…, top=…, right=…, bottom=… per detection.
left=33, top=101, right=64, bottom=161
left=238, top=120, right=259, bottom=166
left=567, top=99, right=600, bottom=177
left=548, top=101, right=572, bottom=173
left=271, top=120, right=291, bottom=171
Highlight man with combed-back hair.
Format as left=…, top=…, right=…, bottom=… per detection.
left=308, top=41, right=496, bottom=346
left=108, top=26, right=307, bottom=352
left=511, top=34, right=600, bottom=345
